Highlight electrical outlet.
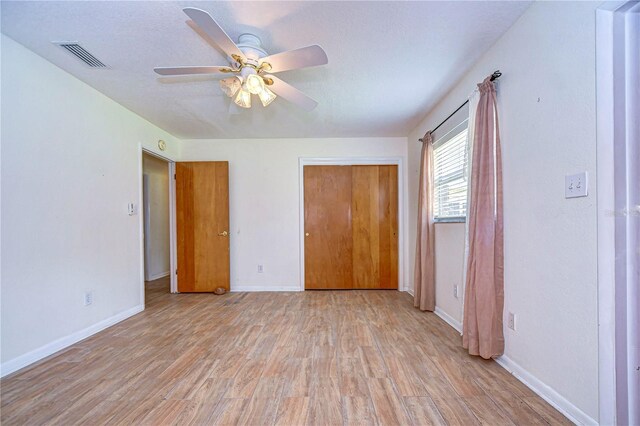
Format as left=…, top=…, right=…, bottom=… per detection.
left=257, top=264, right=264, bottom=273
left=508, top=312, right=516, bottom=330
left=453, top=285, right=459, bottom=298
left=84, top=291, right=93, bottom=306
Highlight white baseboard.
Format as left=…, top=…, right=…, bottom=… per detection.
left=231, top=285, right=302, bottom=292
left=430, top=307, right=597, bottom=425
left=233, top=286, right=411, bottom=293
left=434, top=306, right=463, bottom=334
left=406, top=293, right=463, bottom=335
left=0, top=304, right=144, bottom=378
left=147, top=271, right=170, bottom=281
left=495, top=356, right=597, bottom=426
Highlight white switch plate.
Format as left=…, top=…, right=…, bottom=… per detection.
left=84, top=291, right=93, bottom=306
left=127, top=202, right=137, bottom=216
left=257, top=264, right=264, bottom=273
left=453, top=285, right=459, bottom=298
left=565, top=172, right=588, bottom=198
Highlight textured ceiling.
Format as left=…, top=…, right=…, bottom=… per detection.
left=1, top=1, right=531, bottom=139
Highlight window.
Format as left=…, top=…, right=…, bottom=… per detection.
left=433, top=123, right=469, bottom=221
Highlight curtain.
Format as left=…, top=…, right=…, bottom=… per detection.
left=462, top=76, right=504, bottom=359
left=460, top=89, right=479, bottom=324
left=414, top=132, right=435, bottom=311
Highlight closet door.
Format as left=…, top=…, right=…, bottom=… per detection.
left=352, top=165, right=398, bottom=289
left=303, top=164, right=398, bottom=290
left=304, top=166, right=353, bottom=289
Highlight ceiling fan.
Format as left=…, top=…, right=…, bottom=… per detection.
left=154, top=7, right=328, bottom=111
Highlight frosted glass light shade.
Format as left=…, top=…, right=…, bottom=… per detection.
left=245, top=74, right=265, bottom=95
left=234, top=88, right=252, bottom=108
left=219, top=77, right=241, bottom=98
left=258, top=87, right=277, bottom=107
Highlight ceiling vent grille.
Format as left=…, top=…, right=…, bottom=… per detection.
left=54, top=42, right=107, bottom=68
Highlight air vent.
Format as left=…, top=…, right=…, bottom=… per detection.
left=53, top=42, right=107, bottom=68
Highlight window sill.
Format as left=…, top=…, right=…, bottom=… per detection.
left=434, top=218, right=466, bottom=224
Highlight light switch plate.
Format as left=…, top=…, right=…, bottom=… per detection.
left=565, top=172, right=588, bottom=198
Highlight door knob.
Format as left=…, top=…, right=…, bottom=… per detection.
left=218, top=231, right=229, bottom=237
left=305, top=232, right=310, bottom=237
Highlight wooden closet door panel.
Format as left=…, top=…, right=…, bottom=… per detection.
left=379, top=165, right=399, bottom=289
left=351, top=165, right=398, bottom=289
left=304, top=166, right=353, bottom=289
left=176, top=162, right=230, bottom=292
left=352, top=166, right=380, bottom=288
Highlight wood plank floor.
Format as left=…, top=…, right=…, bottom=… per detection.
left=1, top=278, right=571, bottom=425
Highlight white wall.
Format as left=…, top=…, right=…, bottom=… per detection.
left=433, top=223, right=465, bottom=329
left=180, top=137, right=408, bottom=292
left=408, top=2, right=599, bottom=424
left=0, top=34, right=179, bottom=374
left=143, top=154, right=170, bottom=281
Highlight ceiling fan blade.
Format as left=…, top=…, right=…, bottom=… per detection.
left=266, top=75, right=318, bottom=111
left=260, top=45, right=328, bottom=73
left=154, top=66, right=233, bottom=76
left=183, top=7, right=245, bottom=61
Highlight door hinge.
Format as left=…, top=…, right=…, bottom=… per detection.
left=175, top=269, right=178, bottom=275
left=174, top=174, right=176, bottom=180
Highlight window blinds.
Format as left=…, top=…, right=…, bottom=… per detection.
left=433, top=127, right=469, bottom=220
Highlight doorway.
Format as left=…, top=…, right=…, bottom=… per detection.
left=142, top=152, right=171, bottom=299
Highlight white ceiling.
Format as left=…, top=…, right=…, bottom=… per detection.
left=1, top=1, right=531, bottom=139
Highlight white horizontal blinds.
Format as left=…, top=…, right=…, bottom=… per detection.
left=434, top=126, right=469, bottom=220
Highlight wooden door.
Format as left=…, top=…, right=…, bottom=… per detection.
left=303, top=164, right=398, bottom=290
left=304, top=166, right=353, bottom=289
left=176, top=162, right=230, bottom=292
left=351, top=165, right=398, bottom=289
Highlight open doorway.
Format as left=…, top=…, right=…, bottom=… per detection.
left=142, top=152, right=171, bottom=302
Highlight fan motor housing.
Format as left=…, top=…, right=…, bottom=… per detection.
left=236, top=33, right=267, bottom=65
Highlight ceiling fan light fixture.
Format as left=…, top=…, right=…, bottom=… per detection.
left=156, top=9, right=327, bottom=111
left=258, top=86, right=277, bottom=107
left=234, top=87, right=252, bottom=108
left=219, top=77, right=241, bottom=97
left=245, top=74, right=265, bottom=95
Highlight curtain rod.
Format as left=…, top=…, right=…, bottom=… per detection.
left=418, top=70, right=502, bottom=143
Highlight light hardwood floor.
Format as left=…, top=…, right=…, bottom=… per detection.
left=1, top=278, right=571, bottom=425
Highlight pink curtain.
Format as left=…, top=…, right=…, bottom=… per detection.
left=462, top=76, right=504, bottom=359
left=414, top=132, right=435, bottom=311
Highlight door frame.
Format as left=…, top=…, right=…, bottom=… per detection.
left=298, top=157, right=406, bottom=292
left=139, top=147, right=178, bottom=299
left=596, top=2, right=639, bottom=424
left=142, top=173, right=151, bottom=281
